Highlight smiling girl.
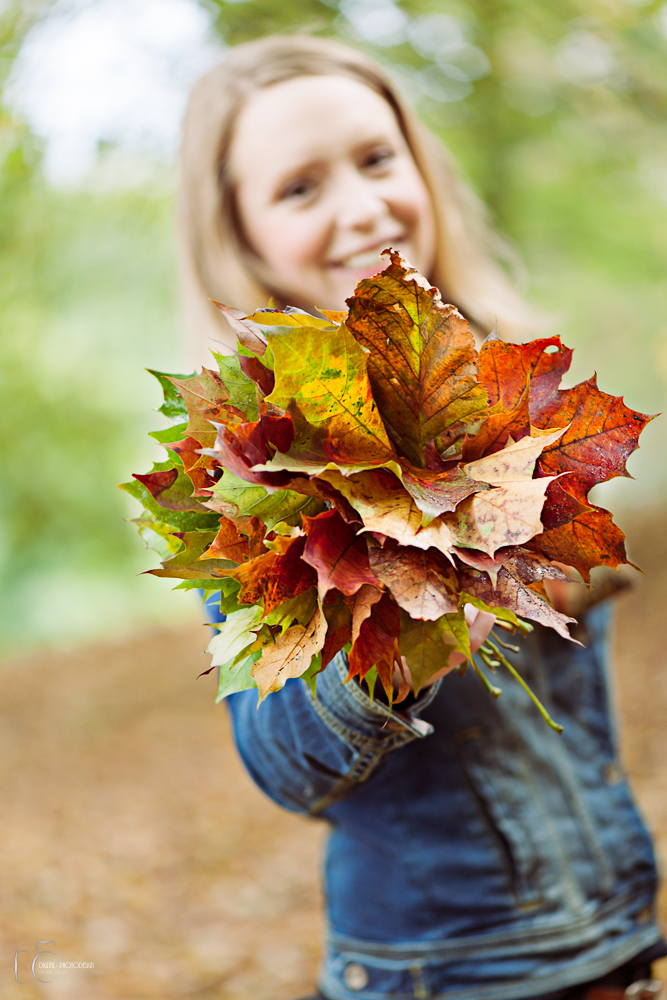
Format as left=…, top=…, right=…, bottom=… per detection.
left=177, top=34, right=664, bottom=1000
left=178, top=35, right=534, bottom=362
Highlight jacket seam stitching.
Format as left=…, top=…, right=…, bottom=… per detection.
left=308, top=688, right=418, bottom=751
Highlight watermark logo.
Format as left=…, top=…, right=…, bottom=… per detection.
left=14, top=941, right=94, bottom=983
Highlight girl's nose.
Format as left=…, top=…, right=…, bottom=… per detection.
left=333, top=166, right=389, bottom=234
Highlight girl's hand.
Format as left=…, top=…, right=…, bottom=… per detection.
left=545, top=563, right=635, bottom=618
left=394, top=604, right=497, bottom=697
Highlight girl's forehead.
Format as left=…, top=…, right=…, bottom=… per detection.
left=229, top=74, right=405, bottom=179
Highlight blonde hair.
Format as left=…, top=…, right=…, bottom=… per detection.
left=178, top=34, right=538, bottom=364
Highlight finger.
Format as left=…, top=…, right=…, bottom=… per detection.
left=408, top=606, right=499, bottom=688
left=427, top=660, right=459, bottom=683
left=393, top=655, right=411, bottom=703
left=447, top=650, right=466, bottom=669
left=464, top=603, right=496, bottom=654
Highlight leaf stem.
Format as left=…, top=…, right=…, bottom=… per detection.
left=477, top=645, right=500, bottom=673
left=490, top=630, right=520, bottom=654
left=484, top=640, right=563, bottom=733
left=470, top=658, right=503, bottom=700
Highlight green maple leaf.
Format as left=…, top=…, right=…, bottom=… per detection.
left=168, top=368, right=233, bottom=448
left=265, top=322, right=394, bottom=467
left=300, top=652, right=324, bottom=697
left=458, top=593, right=520, bottom=628
left=132, top=457, right=211, bottom=514
left=119, top=478, right=218, bottom=532
left=132, top=512, right=183, bottom=559
left=216, top=649, right=262, bottom=701
left=265, top=588, right=319, bottom=632
left=148, top=530, right=234, bottom=580
left=149, top=420, right=188, bottom=444
left=399, top=609, right=470, bottom=696
left=173, top=579, right=235, bottom=593
left=206, top=606, right=264, bottom=668
left=212, top=353, right=258, bottom=420
left=209, top=470, right=322, bottom=528
left=147, top=369, right=194, bottom=422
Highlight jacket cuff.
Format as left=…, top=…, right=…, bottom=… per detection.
left=308, top=651, right=440, bottom=751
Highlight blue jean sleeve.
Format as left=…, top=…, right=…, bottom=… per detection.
left=225, top=652, right=440, bottom=816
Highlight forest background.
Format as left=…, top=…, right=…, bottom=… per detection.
left=2, top=0, right=667, bottom=653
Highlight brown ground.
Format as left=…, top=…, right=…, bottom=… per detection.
left=1, top=510, right=666, bottom=1000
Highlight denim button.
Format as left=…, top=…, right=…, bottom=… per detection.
left=409, top=718, right=434, bottom=737
left=604, top=762, right=624, bottom=784
left=624, top=980, right=663, bottom=1000
left=343, top=962, right=369, bottom=990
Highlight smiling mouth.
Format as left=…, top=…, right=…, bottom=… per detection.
left=335, top=238, right=406, bottom=270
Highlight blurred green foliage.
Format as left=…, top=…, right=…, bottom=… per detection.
left=2, top=0, right=667, bottom=649
left=0, top=118, right=192, bottom=651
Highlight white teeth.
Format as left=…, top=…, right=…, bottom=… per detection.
left=339, top=240, right=406, bottom=270
left=341, top=249, right=384, bottom=270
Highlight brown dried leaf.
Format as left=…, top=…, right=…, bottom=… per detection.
left=301, top=508, right=381, bottom=597
left=347, top=591, right=401, bottom=696
left=368, top=541, right=459, bottom=621
left=345, top=250, right=488, bottom=467
left=440, top=429, right=565, bottom=558
left=225, top=535, right=317, bottom=613
left=534, top=376, right=655, bottom=496
left=318, top=467, right=458, bottom=560
left=447, top=479, right=555, bottom=558
left=321, top=593, right=353, bottom=669
left=478, top=334, right=573, bottom=417
left=400, top=464, right=490, bottom=525
left=196, top=515, right=266, bottom=564
left=527, top=501, right=632, bottom=583
left=252, top=606, right=327, bottom=701
left=345, top=583, right=384, bottom=643
left=461, top=558, right=576, bottom=640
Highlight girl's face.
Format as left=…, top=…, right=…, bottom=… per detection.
left=230, top=74, right=436, bottom=312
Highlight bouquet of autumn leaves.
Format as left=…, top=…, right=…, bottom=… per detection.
left=122, top=251, right=651, bottom=725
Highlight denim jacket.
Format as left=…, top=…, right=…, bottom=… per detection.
left=218, top=602, right=662, bottom=1000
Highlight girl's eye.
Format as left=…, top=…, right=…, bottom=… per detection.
left=277, top=177, right=318, bottom=202
left=364, top=145, right=395, bottom=171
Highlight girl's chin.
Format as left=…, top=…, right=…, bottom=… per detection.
left=328, top=263, right=388, bottom=301
left=350, top=264, right=387, bottom=281
left=313, top=261, right=399, bottom=312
